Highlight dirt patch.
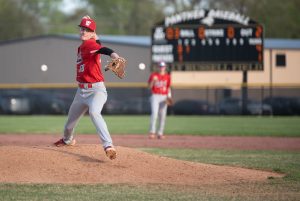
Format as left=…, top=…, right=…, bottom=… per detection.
left=0, top=145, right=282, bottom=185
left=1, top=134, right=300, bottom=150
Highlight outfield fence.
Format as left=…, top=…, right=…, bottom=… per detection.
left=0, top=84, right=299, bottom=115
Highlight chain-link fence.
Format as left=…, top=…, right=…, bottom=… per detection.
left=1, top=86, right=300, bottom=115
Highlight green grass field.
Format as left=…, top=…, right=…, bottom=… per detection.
left=0, top=183, right=253, bottom=201
left=0, top=115, right=300, bottom=136
left=0, top=115, right=299, bottom=200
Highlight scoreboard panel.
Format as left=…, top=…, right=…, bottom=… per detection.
left=151, top=24, right=264, bottom=71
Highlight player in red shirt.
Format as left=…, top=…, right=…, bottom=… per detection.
left=54, top=16, right=120, bottom=160
left=148, top=61, right=172, bottom=139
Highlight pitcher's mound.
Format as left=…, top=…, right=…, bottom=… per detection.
left=0, top=145, right=282, bottom=185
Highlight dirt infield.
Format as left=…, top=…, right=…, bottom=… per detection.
left=0, top=134, right=295, bottom=185
left=0, top=144, right=282, bottom=185
left=1, top=134, right=300, bottom=150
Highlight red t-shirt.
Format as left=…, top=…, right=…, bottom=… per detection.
left=148, top=72, right=171, bottom=95
left=76, top=39, right=104, bottom=83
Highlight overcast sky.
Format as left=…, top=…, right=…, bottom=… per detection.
left=59, top=0, right=87, bottom=14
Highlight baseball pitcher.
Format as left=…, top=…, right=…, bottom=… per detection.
left=54, top=16, right=126, bottom=160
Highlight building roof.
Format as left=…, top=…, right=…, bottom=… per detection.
left=101, top=35, right=151, bottom=47
left=264, top=38, right=300, bottom=49
left=63, top=34, right=151, bottom=47
left=1, top=34, right=300, bottom=49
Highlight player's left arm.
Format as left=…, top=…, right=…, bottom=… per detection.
left=167, top=74, right=171, bottom=89
left=89, top=33, right=118, bottom=58
left=91, top=34, right=126, bottom=78
left=94, top=40, right=120, bottom=59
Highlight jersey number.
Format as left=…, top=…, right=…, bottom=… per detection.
left=79, top=64, right=85, bottom=72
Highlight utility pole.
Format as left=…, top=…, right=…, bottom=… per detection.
left=242, top=70, right=248, bottom=115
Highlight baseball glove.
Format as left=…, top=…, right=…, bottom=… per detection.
left=166, top=97, right=173, bottom=106
left=105, top=57, right=127, bottom=79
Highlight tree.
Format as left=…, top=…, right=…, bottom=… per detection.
left=87, top=0, right=164, bottom=35
left=208, top=0, right=300, bottom=38
left=1, top=0, right=298, bottom=39
left=0, top=0, right=44, bottom=41
left=162, top=0, right=206, bottom=14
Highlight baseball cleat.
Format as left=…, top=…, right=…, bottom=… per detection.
left=105, top=146, right=117, bottom=160
left=148, top=133, right=156, bottom=139
left=54, top=138, right=76, bottom=147
left=157, top=135, right=166, bottom=140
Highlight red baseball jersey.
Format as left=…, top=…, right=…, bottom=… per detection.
left=148, top=72, right=171, bottom=95
left=76, top=39, right=103, bottom=83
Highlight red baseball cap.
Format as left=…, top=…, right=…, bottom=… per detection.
left=79, top=18, right=96, bottom=31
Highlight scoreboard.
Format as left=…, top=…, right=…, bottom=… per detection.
left=151, top=10, right=264, bottom=71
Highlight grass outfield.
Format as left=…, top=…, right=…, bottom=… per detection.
left=142, top=148, right=300, bottom=180
left=0, top=183, right=251, bottom=201
left=0, top=115, right=300, bottom=137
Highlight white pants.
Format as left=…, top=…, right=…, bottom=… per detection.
left=149, top=94, right=168, bottom=136
left=63, top=82, right=113, bottom=148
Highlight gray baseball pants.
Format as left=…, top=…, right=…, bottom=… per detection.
left=63, top=82, right=113, bottom=148
left=149, top=94, right=168, bottom=136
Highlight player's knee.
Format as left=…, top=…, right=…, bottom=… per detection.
left=89, top=110, right=101, bottom=118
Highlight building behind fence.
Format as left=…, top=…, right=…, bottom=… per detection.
left=0, top=35, right=300, bottom=115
